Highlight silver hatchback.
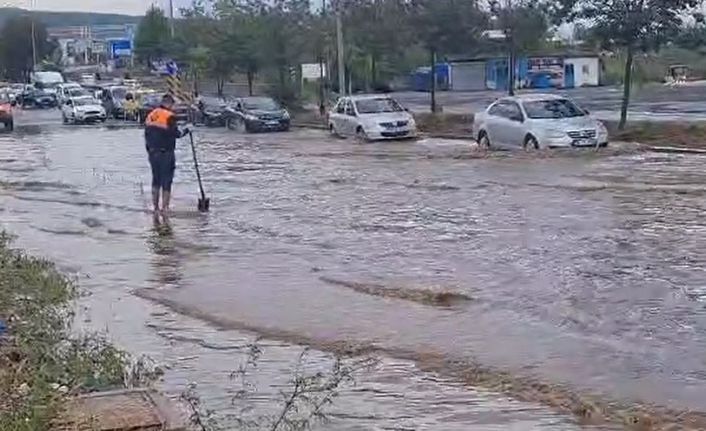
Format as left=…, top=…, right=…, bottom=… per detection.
left=473, top=94, right=609, bottom=150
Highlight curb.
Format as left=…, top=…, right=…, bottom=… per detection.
left=292, top=122, right=327, bottom=130
left=647, top=146, right=706, bottom=154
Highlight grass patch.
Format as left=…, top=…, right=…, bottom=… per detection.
left=0, top=232, right=128, bottom=430
left=606, top=121, right=706, bottom=148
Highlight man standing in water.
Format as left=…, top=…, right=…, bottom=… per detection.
left=145, top=94, right=190, bottom=214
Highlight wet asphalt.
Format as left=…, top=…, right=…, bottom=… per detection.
left=0, top=108, right=704, bottom=429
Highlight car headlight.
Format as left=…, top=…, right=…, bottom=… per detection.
left=244, top=114, right=258, bottom=121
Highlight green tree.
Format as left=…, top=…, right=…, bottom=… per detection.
left=0, top=15, right=52, bottom=81
left=134, top=6, right=172, bottom=64
left=258, top=0, right=313, bottom=104
left=489, top=0, right=551, bottom=95
left=411, top=0, right=488, bottom=112
left=344, top=0, right=413, bottom=91
left=559, top=0, right=700, bottom=129
left=213, top=0, right=267, bottom=96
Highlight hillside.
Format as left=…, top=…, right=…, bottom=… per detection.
left=0, top=7, right=141, bottom=28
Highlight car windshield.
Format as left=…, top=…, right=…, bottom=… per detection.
left=69, top=89, right=89, bottom=97
left=523, top=99, right=586, bottom=119
left=355, top=98, right=403, bottom=114
left=111, top=87, right=128, bottom=99
left=242, top=98, right=280, bottom=111
left=73, top=98, right=97, bottom=106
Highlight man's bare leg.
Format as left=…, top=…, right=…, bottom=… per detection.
left=152, top=187, right=160, bottom=212
left=161, top=190, right=171, bottom=214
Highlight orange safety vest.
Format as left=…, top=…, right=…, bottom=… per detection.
left=145, top=107, right=174, bottom=129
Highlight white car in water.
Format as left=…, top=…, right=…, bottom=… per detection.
left=57, top=84, right=91, bottom=105
left=328, top=95, right=417, bottom=141
left=473, top=94, right=609, bottom=150
left=61, top=96, right=106, bottom=124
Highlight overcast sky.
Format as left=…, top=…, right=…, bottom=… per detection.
left=1, top=0, right=188, bottom=15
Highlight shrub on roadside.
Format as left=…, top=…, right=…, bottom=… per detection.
left=0, top=232, right=128, bottom=430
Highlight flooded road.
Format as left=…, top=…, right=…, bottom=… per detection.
left=1, top=111, right=705, bottom=428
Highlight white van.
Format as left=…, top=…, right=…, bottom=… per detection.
left=31, top=71, right=65, bottom=96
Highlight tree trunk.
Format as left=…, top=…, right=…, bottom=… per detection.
left=217, top=77, right=224, bottom=97
left=508, top=48, right=515, bottom=96
left=371, top=55, right=377, bottom=89
left=430, top=48, right=437, bottom=113
left=278, top=65, right=286, bottom=94
left=618, top=46, right=634, bottom=130
left=247, top=70, right=254, bottom=96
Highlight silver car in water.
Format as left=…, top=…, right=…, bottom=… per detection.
left=473, top=94, right=609, bottom=150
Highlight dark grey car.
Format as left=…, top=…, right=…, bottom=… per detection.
left=224, top=97, right=290, bottom=133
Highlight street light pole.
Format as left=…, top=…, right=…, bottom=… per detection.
left=335, top=0, right=345, bottom=96
left=30, top=0, right=37, bottom=71
left=169, top=0, right=175, bottom=37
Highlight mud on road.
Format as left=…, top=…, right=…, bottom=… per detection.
left=0, top=111, right=705, bottom=429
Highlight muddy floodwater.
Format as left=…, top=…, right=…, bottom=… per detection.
left=1, top=111, right=705, bottom=429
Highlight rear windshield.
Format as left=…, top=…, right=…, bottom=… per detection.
left=73, top=98, right=98, bottom=106
left=355, top=98, right=403, bottom=114
left=524, top=99, right=585, bottom=119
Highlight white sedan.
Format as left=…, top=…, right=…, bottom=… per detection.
left=61, top=97, right=106, bottom=124
left=328, top=95, right=417, bottom=141
left=473, top=94, right=609, bottom=150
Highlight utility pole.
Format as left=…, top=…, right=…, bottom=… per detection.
left=335, top=0, right=345, bottom=97
left=506, top=0, right=515, bottom=96
left=30, top=0, right=37, bottom=72
left=318, top=0, right=327, bottom=115
left=169, top=0, right=175, bottom=38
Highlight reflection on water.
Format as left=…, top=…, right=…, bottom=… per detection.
left=148, top=215, right=183, bottom=288
left=0, top=122, right=705, bottom=428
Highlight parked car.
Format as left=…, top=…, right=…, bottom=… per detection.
left=20, top=88, right=57, bottom=109
left=473, top=94, right=609, bottom=150
left=100, top=85, right=129, bottom=118
left=7, top=83, right=27, bottom=104
left=61, top=96, right=107, bottom=124
left=138, top=94, right=190, bottom=123
left=0, top=91, right=15, bottom=131
left=56, top=83, right=85, bottom=104
left=328, top=95, right=416, bottom=141
left=224, top=96, right=290, bottom=132
left=196, top=96, right=234, bottom=127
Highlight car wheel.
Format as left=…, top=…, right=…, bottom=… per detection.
left=524, top=134, right=539, bottom=151
left=329, top=124, right=339, bottom=137
left=478, top=130, right=491, bottom=149
left=226, top=117, right=245, bottom=132
left=355, top=127, right=369, bottom=143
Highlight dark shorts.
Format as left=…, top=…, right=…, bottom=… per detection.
left=148, top=150, right=176, bottom=191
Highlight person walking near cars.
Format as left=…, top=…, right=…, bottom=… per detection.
left=145, top=94, right=190, bottom=214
